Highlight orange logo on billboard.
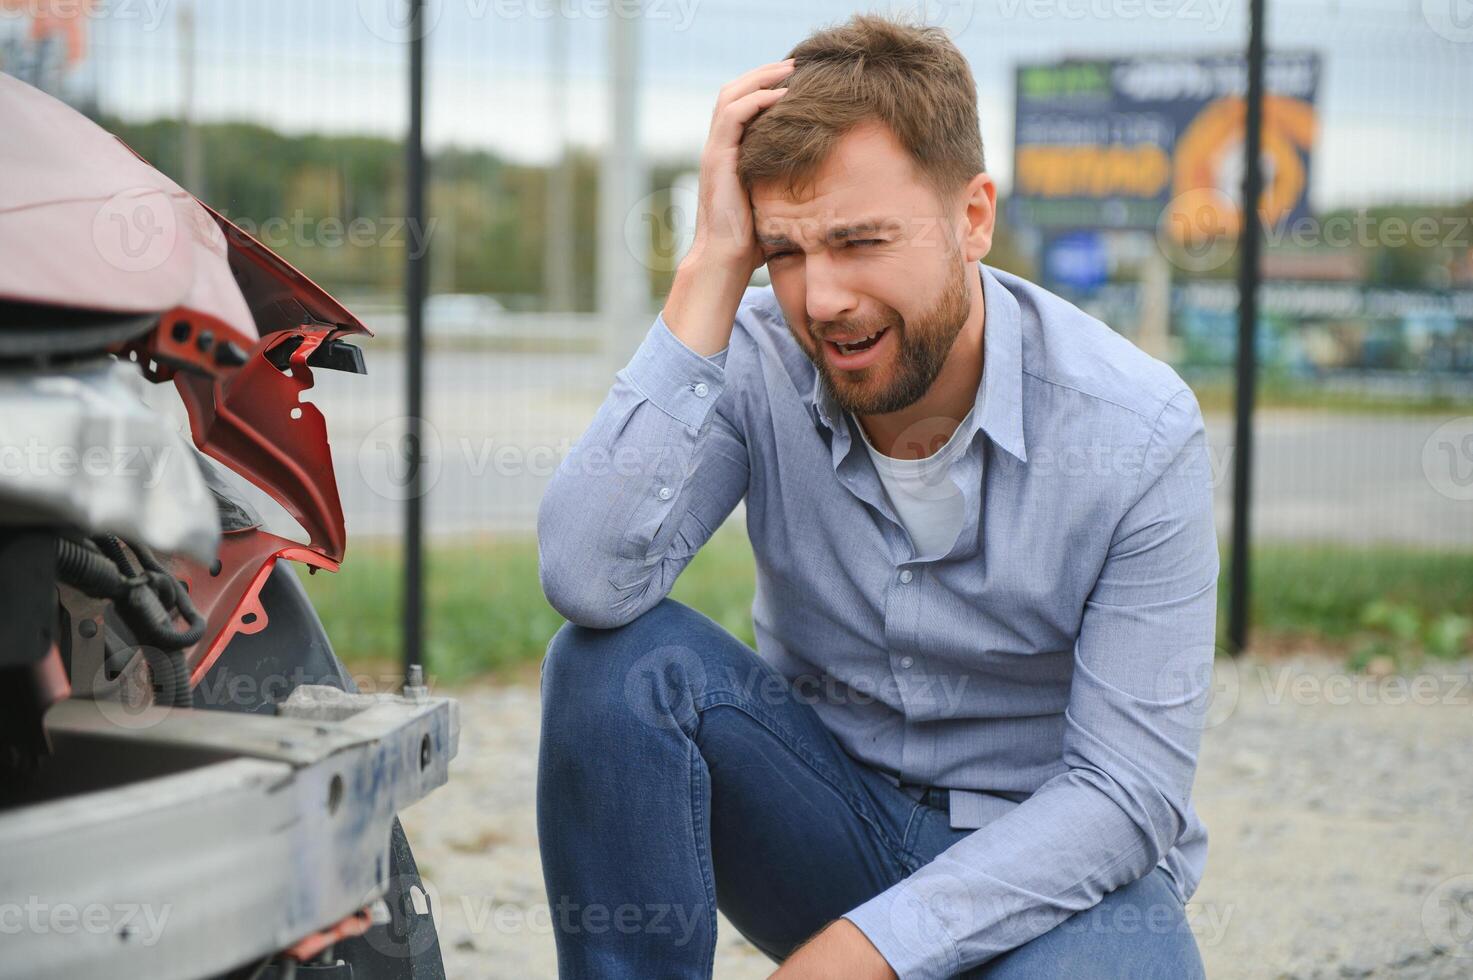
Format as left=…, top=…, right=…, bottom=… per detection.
left=1164, top=93, right=1318, bottom=244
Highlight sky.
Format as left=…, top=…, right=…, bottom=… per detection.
left=4, top=0, right=1471, bottom=209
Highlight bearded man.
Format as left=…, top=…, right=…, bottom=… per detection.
left=534, top=14, right=1218, bottom=980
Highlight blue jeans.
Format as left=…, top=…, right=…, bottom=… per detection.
left=536, top=599, right=1206, bottom=979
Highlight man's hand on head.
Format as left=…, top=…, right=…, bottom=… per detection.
left=662, top=59, right=793, bottom=357
left=769, top=918, right=899, bottom=980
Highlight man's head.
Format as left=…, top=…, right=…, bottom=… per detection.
left=738, top=15, right=996, bottom=417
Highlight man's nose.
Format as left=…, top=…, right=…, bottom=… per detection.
left=803, top=251, right=858, bottom=325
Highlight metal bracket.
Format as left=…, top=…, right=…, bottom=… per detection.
left=0, top=687, right=459, bottom=980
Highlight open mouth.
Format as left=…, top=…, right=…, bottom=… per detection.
left=822, top=325, right=894, bottom=372
left=829, top=327, right=888, bottom=356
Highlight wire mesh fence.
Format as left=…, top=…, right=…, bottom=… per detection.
left=4, top=0, right=1469, bottom=666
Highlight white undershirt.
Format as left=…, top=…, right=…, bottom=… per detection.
left=853, top=407, right=978, bottom=559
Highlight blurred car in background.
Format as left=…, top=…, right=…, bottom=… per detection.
left=425, top=292, right=505, bottom=337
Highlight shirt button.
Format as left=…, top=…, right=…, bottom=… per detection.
left=899, top=656, right=915, bottom=669
left=657, top=486, right=673, bottom=500
left=898, top=569, right=914, bottom=584
left=693, top=382, right=709, bottom=398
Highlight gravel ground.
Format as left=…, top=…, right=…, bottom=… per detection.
left=399, top=652, right=1473, bottom=979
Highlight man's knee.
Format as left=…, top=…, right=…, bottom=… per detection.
left=976, top=870, right=1203, bottom=979
left=539, top=598, right=737, bottom=737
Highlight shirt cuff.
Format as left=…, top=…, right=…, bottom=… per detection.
left=843, top=875, right=963, bottom=980
left=619, top=312, right=728, bottom=431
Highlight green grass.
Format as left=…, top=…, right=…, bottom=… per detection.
left=295, top=536, right=562, bottom=683
left=1241, top=543, right=1473, bottom=668
left=1191, top=379, right=1473, bottom=417
left=298, top=529, right=1473, bottom=683
left=295, top=529, right=760, bottom=684
left=1245, top=544, right=1473, bottom=636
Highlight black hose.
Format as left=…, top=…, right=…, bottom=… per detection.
left=134, top=541, right=203, bottom=633
left=92, top=532, right=137, bottom=577
left=56, top=536, right=137, bottom=597
left=142, top=646, right=194, bottom=708
left=90, top=534, right=206, bottom=651
left=56, top=533, right=208, bottom=707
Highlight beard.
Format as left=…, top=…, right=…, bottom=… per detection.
left=803, top=255, right=972, bottom=417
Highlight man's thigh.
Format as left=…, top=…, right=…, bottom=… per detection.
left=539, top=598, right=918, bottom=967
left=666, top=620, right=915, bottom=961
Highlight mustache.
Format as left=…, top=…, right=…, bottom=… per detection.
left=810, top=311, right=904, bottom=343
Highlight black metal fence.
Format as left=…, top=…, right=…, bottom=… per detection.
left=6, top=0, right=1469, bottom=674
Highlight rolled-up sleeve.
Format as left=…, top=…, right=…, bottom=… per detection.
left=536, top=313, right=749, bottom=629
left=844, top=387, right=1220, bottom=978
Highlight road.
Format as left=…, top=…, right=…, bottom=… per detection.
left=298, top=346, right=1471, bottom=549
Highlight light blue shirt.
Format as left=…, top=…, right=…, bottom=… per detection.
left=537, top=262, right=1220, bottom=978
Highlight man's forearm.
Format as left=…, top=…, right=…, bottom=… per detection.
left=661, top=249, right=755, bottom=356
left=771, top=918, right=898, bottom=980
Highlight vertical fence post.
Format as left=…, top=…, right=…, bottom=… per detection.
left=1228, top=0, right=1267, bottom=656
left=598, top=2, right=645, bottom=367
left=178, top=1, right=203, bottom=199
left=403, top=0, right=428, bottom=684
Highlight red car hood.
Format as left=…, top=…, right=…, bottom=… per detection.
left=1, top=72, right=375, bottom=684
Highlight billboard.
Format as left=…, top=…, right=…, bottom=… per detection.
left=1011, top=52, right=1320, bottom=245
left=0, top=0, right=96, bottom=99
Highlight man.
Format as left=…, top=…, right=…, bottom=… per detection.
left=535, top=14, right=1217, bottom=980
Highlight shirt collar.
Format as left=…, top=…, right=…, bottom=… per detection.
left=809, top=261, right=1027, bottom=463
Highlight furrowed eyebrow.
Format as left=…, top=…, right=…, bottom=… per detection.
left=826, top=219, right=892, bottom=241
left=757, top=218, right=898, bottom=251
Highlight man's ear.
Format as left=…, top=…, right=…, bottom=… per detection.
left=957, top=172, right=997, bottom=262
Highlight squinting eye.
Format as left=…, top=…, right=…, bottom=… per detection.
left=847, top=239, right=883, bottom=248
left=765, top=250, right=795, bottom=262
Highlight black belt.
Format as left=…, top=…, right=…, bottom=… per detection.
left=898, top=782, right=950, bottom=812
